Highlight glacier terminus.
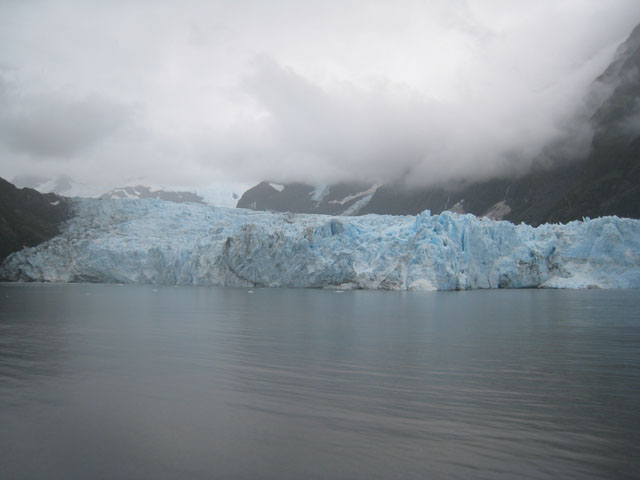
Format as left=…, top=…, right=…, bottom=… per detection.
left=2, top=198, right=640, bottom=290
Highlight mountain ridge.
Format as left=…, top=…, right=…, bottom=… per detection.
left=237, top=24, right=640, bottom=225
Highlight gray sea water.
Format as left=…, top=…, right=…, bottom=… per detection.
left=1, top=283, right=639, bottom=479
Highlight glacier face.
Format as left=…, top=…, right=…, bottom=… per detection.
left=2, top=198, right=640, bottom=290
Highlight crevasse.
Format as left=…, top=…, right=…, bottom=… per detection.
left=2, top=198, right=640, bottom=290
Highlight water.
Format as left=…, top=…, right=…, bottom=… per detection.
left=1, top=284, right=639, bottom=479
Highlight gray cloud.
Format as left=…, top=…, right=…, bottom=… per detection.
left=0, top=85, right=130, bottom=158
left=197, top=54, right=601, bottom=186
left=0, top=1, right=639, bottom=190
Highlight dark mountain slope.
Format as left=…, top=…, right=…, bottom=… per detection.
left=0, top=177, right=72, bottom=263
left=237, top=181, right=378, bottom=215
left=355, top=160, right=583, bottom=225
left=547, top=24, right=640, bottom=222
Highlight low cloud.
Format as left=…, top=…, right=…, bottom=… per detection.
left=0, top=1, right=639, bottom=189
left=196, top=55, right=602, bottom=186
left=0, top=82, right=130, bottom=158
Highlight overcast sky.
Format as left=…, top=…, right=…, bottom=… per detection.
left=1, top=0, right=639, bottom=191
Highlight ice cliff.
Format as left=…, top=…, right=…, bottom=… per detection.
left=2, top=198, right=640, bottom=290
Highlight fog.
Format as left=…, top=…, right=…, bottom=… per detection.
left=1, top=0, right=638, bottom=191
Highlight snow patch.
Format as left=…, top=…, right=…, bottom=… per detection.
left=269, top=183, right=285, bottom=192
left=483, top=200, right=512, bottom=221
left=310, top=184, right=331, bottom=202
left=176, top=184, right=246, bottom=208
left=340, top=194, right=375, bottom=215
left=449, top=200, right=465, bottom=214
left=329, top=184, right=380, bottom=205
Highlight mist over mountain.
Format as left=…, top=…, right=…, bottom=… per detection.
left=238, top=23, right=640, bottom=225
left=1, top=2, right=639, bottom=190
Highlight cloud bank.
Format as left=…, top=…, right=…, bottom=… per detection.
left=0, top=0, right=639, bottom=190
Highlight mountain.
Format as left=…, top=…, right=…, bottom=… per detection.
left=236, top=167, right=579, bottom=225
left=236, top=181, right=380, bottom=215
left=3, top=197, right=639, bottom=290
left=11, top=174, right=106, bottom=198
left=100, top=185, right=206, bottom=204
left=12, top=173, right=244, bottom=207
left=100, top=184, right=243, bottom=208
left=546, top=23, right=640, bottom=222
left=356, top=162, right=583, bottom=224
left=0, top=177, right=72, bottom=262
left=237, top=24, right=640, bottom=225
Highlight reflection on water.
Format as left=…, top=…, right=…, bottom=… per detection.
left=1, top=284, right=639, bottom=479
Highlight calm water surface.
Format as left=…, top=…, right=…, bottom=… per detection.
left=1, top=284, right=639, bottom=479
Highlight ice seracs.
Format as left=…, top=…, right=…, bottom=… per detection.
left=2, top=198, right=639, bottom=290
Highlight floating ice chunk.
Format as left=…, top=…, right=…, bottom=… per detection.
left=408, top=279, right=437, bottom=291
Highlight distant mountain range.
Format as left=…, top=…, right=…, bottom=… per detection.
left=11, top=174, right=100, bottom=198
left=238, top=24, right=640, bottom=226
left=100, top=185, right=206, bottom=204
left=100, top=184, right=242, bottom=208
left=12, top=174, right=242, bottom=208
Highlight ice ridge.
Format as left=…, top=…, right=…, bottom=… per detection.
left=2, top=198, right=640, bottom=290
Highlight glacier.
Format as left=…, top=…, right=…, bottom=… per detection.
left=2, top=198, right=640, bottom=290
